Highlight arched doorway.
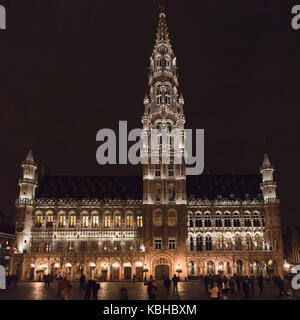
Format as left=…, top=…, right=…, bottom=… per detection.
left=155, top=265, right=170, bottom=280
left=188, top=261, right=195, bottom=277
left=50, top=262, right=61, bottom=280
left=111, top=263, right=120, bottom=280
left=123, top=263, right=132, bottom=280
left=29, top=264, right=35, bottom=280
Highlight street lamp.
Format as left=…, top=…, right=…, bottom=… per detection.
left=175, top=264, right=182, bottom=279
left=143, top=264, right=149, bottom=281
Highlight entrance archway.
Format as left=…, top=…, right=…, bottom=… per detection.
left=111, top=263, right=120, bottom=280
left=155, top=265, right=170, bottom=280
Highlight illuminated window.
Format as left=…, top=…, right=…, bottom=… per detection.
left=92, top=216, right=99, bottom=228
left=35, top=216, right=42, bottom=227
left=115, top=216, right=121, bottom=228
left=82, top=216, right=88, bottom=228
left=154, top=214, right=162, bottom=226
left=45, top=242, right=52, bottom=253
left=69, top=216, right=76, bottom=228
left=216, top=236, right=223, bottom=250
left=104, top=216, right=111, bottom=228
left=47, top=216, right=53, bottom=222
left=68, top=242, right=74, bottom=252
left=137, top=216, right=143, bottom=227
left=167, top=215, right=176, bottom=226
left=126, top=215, right=133, bottom=227
left=154, top=239, right=162, bottom=250
left=58, top=216, right=66, bottom=228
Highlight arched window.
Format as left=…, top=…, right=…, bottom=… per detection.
left=207, top=261, right=215, bottom=275
left=188, top=261, right=195, bottom=276
left=168, top=184, right=175, bottom=202
left=215, top=213, right=222, bottom=227
left=154, top=212, right=162, bottom=226
left=253, top=214, right=260, bottom=227
left=233, top=213, right=241, bottom=227
left=224, top=214, right=231, bottom=227
left=165, top=86, right=171, bottom=105
left=204, top=213, right=211, bottom=227
left=205, top=235, right=212, bottom=251
left=115, top=215, right=121, bottom=228
left=167, top=212, right=176, bottom=226
left=244, top=212, right=251, bottom=227
left=226, top=237, right=233, bottom=250
left=196, top=235, right=203, bottom=252
left=236, top=260, right=243, bottom=274
left=218, top=261, right=224, bottom=273
left=156, top=86, right=162, bottom=105
left=188, top=213, right=193, bottom=227
left=195, top=213, right=202, bottom=227
left=256, top=235, right=263, bottom=250
left=190, top=236, right=194, bottom=251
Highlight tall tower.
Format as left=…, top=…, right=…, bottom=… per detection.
left=15, top=150, right=38, bottom=253
left=142, top=7, right=188, bottom=279
left=260, top=152, right=283, bottom=276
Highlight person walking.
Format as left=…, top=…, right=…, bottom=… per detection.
left=79, top=274, right=85, bottom=290
left=172, top=274, right=179, bottom=293
left=92, top=281, right=100, bottom=300
left=60, top=277, right=71, bottom=300
left=209, top=282, right=219, bottom=300
left=242, top=277, right=250, bottom=300
left=147, top=280, right=157, bottom=300
left=277, top=277, right=289, bottom=297
left=44, top=274, right=50, bottom=288
left=84, top=280, right=93, bottom=300
left=257, top=275, right=264, bottom=293
left=132, top=274, right=136, bottom=282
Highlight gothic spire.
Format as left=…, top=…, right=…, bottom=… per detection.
left=156, top=6, right=171, bottom=46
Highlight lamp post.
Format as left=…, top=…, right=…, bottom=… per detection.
left=143, top=264, right=149, bottom=282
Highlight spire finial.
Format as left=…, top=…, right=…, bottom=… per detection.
left=156, top=2, right=170, bottom=45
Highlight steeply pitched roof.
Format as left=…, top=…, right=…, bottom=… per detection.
left=36, top=174, right=262, bottom=201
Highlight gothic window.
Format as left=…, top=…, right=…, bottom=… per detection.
left=58, top=216, right=66, bottom=228
left=244, top=212, right=251, bottom=227
left=207, top=261, right=215, bottom=274
left=45, top=242, right=52, bottom=253
left=69, top=216, right=76, bottom=228
left=46, top=216, right=53, bottom=228
left=126, top=215, right=133, bottom=227
left=224, top=214, right=231, bottom=227
left=188, top=261, right=195, bottom=275
left=188, top=213, right=194, bottom=227
left=215, top=213, right=222, bottom=227
left=92, top=216, right=99, bottom=228
left=115, top=215, right=121, bottom=227
left=204, top=213, right=212, bottom=227
left=35, top=216, right=43, bottom=228
left=68, top=241, right=75, bottom=252
left=156, top=86, right=162, bottom=105
left=236, top=260, right=243, bottom=274
left=137, top=216, right=143, bottom=227
left=167, top=214, right=176, bottom=226
left=104, top=216, right=111, bottom=228
left=196, top=235, right=203, bottom=252
left=165, top=87, right=171, bottom=105
left=233, top=213, right=241, bottom=227
left=205, top=235, right=212, bottom=251
left=256, top=235, right=263, bottom=250
left=226, top=238, right=233, bottom=250
left=195, top=213, right=202, bottom=227
left=82, top=216, right=88, bottom=228
left=253, top=214, right=260, bottom=227
left=154, top=212, right=162, bottom=226
left=190, top=236, right=194, bottom=251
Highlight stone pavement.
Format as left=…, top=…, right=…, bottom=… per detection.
left=0, top=279, right=299, bottom=300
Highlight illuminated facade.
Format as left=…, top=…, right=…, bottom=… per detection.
left=12, top=9, right=283, bottom=281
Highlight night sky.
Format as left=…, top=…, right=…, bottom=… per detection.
left=0, top=0, right=299, bottom=227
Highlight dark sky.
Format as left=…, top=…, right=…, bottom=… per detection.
left=0, top=0, right=299, bottom=227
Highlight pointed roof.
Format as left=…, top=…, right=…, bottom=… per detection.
left=260, top=152, right=274, bottom=171
left=156, top=6, right=171, bottom=46
left=26, top=150, right=34, bottom=162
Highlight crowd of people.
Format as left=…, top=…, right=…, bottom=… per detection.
left=33, top=272, right=293, bottom=300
